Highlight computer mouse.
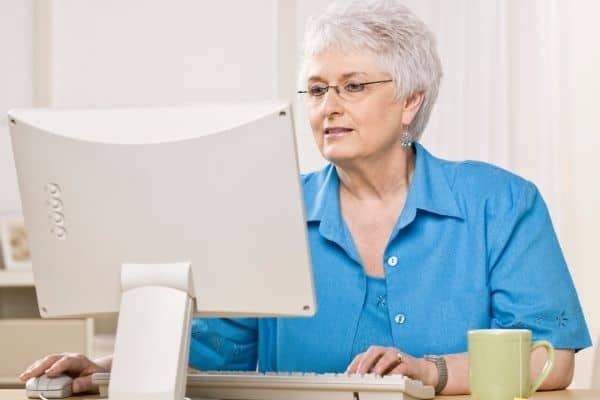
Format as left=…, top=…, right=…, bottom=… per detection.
left=25, top=374, right=73, bottom=399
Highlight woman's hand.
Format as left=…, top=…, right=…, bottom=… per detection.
left=346, top=347, right=575, bottom=394
left=19, top=353, right=111, bottom=394
left=346, top=346, right=437, bottom=386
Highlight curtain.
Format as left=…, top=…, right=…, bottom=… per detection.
left=413, top=0, right=564, bottom=230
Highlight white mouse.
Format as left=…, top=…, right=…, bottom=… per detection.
left=26, top=374, right=73, bottom=399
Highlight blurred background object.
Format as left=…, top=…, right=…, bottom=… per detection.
left=0, top=214, right=31, bottom=270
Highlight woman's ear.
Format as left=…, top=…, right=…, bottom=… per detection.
left=401, top=91, right=425, bottom=126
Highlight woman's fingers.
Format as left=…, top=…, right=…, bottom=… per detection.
left=44, top=353, right=86, bottom=377
left=355, top=346, right=387, bottom=374
left=19, top=352, right=103, bottom=391
left=388, top=363, right=410, bottom=377
left=346, top=346, right=409, bottom=376
left=346, top=352, right=364, bottom=374
left=347, top=347, right=433, bottom=384
left=19, top=353, right=104, bottom=395
left=72, top=374, right=95, bottom=394
left=19, top=354, right=62, bottom=381
left=371, top=349, right=404, bottom=376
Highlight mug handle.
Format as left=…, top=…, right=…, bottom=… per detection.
left=529, top=340, right=555, bottom=395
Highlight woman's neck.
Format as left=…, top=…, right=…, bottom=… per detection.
left=336, top=145, right=416, bottom=203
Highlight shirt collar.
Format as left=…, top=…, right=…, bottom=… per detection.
left=406, top=142, right=464, bottom=220
left=304, top=143, right=464, bottom=225
left=305, top=163, right=338, bottom=223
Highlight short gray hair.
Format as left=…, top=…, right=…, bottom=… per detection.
left=300, top=0, right=442, bottom=141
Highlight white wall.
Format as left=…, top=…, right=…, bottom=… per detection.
left=45, top=0, right=279, bottom=107
left=0, top=0, right=33, bottom=213
left=560, top=0, right=600, bottom=388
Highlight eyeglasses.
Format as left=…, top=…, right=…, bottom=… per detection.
left=297, top=79, right=393, bottom=102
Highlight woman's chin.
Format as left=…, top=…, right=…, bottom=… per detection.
left=321, top=149, right=358, bottom=165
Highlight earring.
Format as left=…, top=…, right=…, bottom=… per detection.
left=400, top=130, right=412, bottom=148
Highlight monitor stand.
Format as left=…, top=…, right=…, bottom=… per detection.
left=108, top=263, right=193, bottom=400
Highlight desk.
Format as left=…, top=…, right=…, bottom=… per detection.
left=1, top=389, right=600, bottom=400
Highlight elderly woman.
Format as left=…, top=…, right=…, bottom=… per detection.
left=20, top=0, right=590, bottom=395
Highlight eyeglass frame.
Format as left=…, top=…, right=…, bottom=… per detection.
left=297, top=79, right=394, bottom=100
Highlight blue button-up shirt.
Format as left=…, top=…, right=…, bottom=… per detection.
left=189, top=143, right=591, bottom=372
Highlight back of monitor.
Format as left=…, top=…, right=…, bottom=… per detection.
left=9, top=102, right=316, bottom=319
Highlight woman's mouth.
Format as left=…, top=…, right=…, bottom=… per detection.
left=324, top=127, right=353, bottom=138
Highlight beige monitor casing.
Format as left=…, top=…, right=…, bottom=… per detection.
left=9, top=102, right=316, bottom=400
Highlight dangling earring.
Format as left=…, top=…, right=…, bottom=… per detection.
left=400, top=129, right=412, bottom=148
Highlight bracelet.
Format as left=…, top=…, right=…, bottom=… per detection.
left=424, top=355, right=448, bottom=394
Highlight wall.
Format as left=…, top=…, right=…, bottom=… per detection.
left=560, top=0, right=600, bottom=387
left=43, top=0, right=279, bottom=107
left=0, top=0, right=33, bottom=214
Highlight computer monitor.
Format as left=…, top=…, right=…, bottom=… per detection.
left=8, top=101, right=316, bottom=400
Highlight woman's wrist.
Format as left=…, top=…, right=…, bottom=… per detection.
left=424, top=355, right=448, bottom=394
left=93, top=355, right=113, bottom=372
left=419, top=357, right=439, bottom=388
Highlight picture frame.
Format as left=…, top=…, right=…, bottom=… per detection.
left=0, top=214, right=32, bottom=270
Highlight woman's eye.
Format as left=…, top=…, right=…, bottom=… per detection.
left=344, top=82, right=365, bottom=92
left=308, top=85, right=328, bottom=96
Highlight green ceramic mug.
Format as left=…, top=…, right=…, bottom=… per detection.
left=468, top=329, right=554, bottom=400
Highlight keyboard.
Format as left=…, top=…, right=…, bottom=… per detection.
left=92, top=371, right=434, bottom=400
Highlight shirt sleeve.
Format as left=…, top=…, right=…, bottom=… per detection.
left=488, top=181, right=591, bottom=350
left=189, top=317, right=258, bottom=370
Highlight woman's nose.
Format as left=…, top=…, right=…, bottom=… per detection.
left=320, top=87, right=344, bottom=117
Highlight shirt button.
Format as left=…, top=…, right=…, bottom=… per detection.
left=394, top=313, right=406, bottom=324
left=387, top=256, right=398, bottom=267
